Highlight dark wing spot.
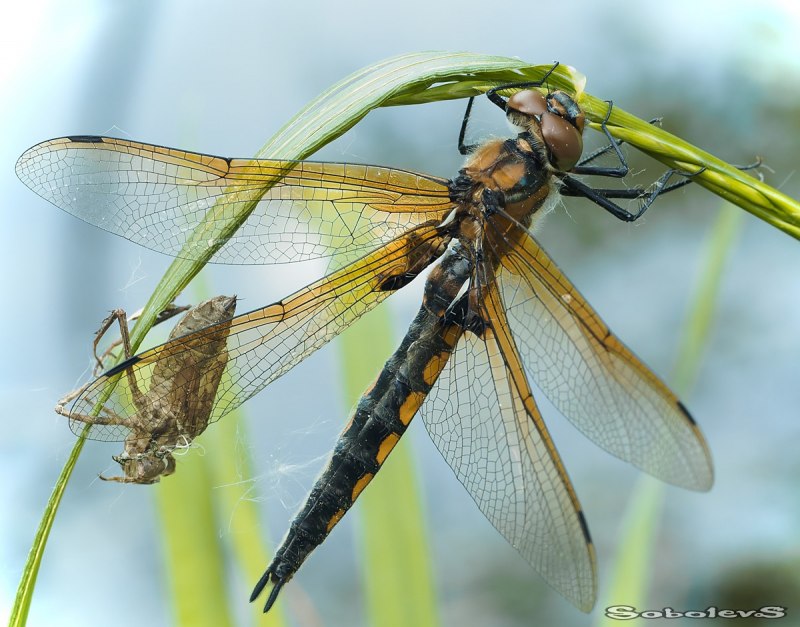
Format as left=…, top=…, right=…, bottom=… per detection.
left=67, top=136, right=105, bottom=143
left=104, top=355, right=142, bottom=377
left=677, top=401, right=697, bottom=425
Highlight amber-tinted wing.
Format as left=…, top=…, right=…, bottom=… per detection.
left=67, top=222, right=448, bottom=442
left=487, top=225, right=713, bottom=491
left=16, top=137, right=453, bottom=264
left=420, top=281, right=597, bottom=612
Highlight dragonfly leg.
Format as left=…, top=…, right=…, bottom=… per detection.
left=575, top=115, right=663, bottom=171
left=92, top=309, right=132, bottom=372
left=57, top=405, right=129, bottom=427
left=484, top=62, right=561, bottom=111
left=558, top=166, right=706, bottom=222
left=56, top=301, right=190, bottom=420
left=92, top=303, right=190, bottom=372
left=458, top=96, right=479, bottom=155
left=88, top=309, right=149, bottom=420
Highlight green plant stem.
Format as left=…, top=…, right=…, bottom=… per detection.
left=672, top=204, right=744, bottom=395
left=579, top=96, right=798, bottom=239
left=8, top=438, right=86, bottom=627
left=156, top=449, right=234, bottom=627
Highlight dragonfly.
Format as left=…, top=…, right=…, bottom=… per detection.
left=56, top=296, right=236, bottom=483
left=17, top=64, right=714, bottom=613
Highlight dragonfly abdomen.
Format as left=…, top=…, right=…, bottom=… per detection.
left=252, top=246, right=472, bottom=611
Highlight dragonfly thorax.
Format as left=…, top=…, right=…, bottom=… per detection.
left=452, top=134, right=555, bottom=236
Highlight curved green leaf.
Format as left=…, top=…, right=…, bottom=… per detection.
left=578, top=97, right=798, bottom=239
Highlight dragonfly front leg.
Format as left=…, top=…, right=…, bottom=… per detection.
left=56, top=308, right=141, bottom=420
left=252, top=246, right=473, bottom=613
left=91, top=303, right=190, bottom=371
left=56, top=301, right=191, bottom=413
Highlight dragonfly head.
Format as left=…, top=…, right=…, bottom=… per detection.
left=505, top=89, right=585, bottom=172
left=104, top=448, right=177, bottom=484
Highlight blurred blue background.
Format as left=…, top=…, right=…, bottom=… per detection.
left=2, top=1, right=799, bottom=626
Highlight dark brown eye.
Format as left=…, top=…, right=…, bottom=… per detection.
left=506, top=89, right=547, bottom=117
left=540, top=111, right=583, bottom=171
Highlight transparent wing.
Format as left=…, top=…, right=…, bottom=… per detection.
left=66, top=222, right=448, bottom=442
left=488, top=224, right=713, bottom=491
left=16, top=136, right=453, bottom=264
left=420, top=281, right=596, bottom=611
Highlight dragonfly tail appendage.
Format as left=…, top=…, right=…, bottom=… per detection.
left=250, top=564, right=285, bottom=612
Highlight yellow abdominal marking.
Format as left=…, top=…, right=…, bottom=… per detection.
left=375, top=433, right=400, bottom=465
left=326, top=508, right=346, bottom=533
left=351, top=473, right=374, bottom=501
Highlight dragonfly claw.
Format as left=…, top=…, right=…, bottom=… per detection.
left=250, top=564, right=286, bottom=613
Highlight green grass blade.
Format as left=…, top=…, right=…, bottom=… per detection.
left=154, top=411, right=284, bottom=627
left=594, top=476, right=664, bottom=627
left=339, top=307, right=440, bottom=627
left=206, top=407, right=285, bottom=626
left=126, top=52, right=576, bottom=354
left=8, top=438, right=86, bottom=627
left=672, top=204, right=745, bottom=394
left=357, top=441, right=440, bottom=627
left=151, top=277, right=282, bottom=626
left=578, top=96, right=799, bottom=239
left=155, top=442, right=234, bottom=627
left=148, top=282, right=235, bottom=627
left=595, top=202, right=744, bottom=626
left=13, top=52, right=557, bottom=625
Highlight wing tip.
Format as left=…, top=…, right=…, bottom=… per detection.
left=690, top=465, right=715, bottom=492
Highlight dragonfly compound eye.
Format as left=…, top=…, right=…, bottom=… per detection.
left=506, top=89, right=548, bottom=117
left=540, top=110, right=584, bottom=171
